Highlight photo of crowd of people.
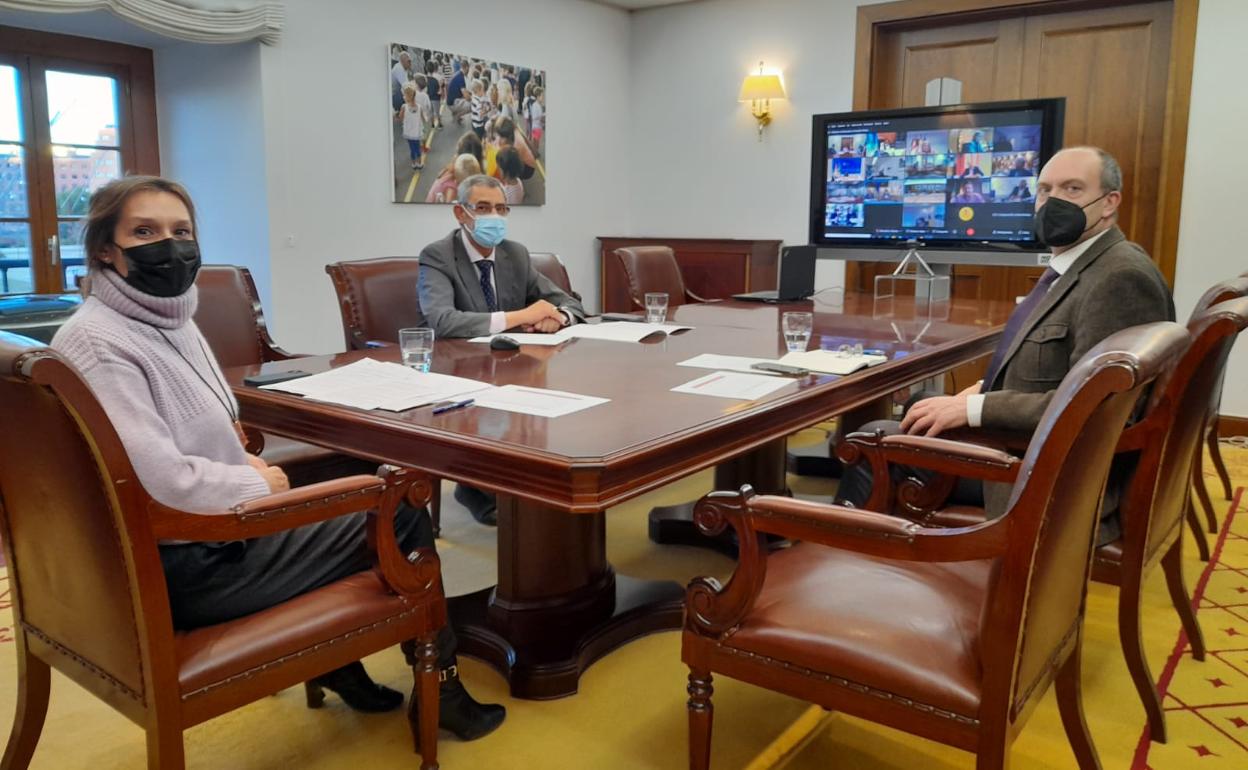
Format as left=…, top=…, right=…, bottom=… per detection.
left=389, top=44, right=546, bottom=205
left=821, top=121, right=1043, bottom=237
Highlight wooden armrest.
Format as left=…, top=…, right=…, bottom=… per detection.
left=938, top=427, right=1031, bottom=453
left=148, top=474, right=387, bottom=541
left=836, top=430, right=1021, bottom=513
left=262, top=343, right=302, bottom=361
left=1115, top=421, right=1153, bottom=453
left=685, top=486, right=1008, bottom=635
left=366, top=467, right=443, bottom=597
left=876, top=434, right=1021, bottom=481
left=742, top=491, right=1008, bottom=562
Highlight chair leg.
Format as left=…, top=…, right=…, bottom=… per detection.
left=974, top=733, right=1010, bottom=770
left=144, top=723, right=185, bottom=770
left=430, top=478, right=442, bottom=539
left=407, top=635, right=439, bottom=770
left=1208, top=430, right=1233, bottom=502
left=1186, top=500, right=1211, bottom=563
left=1163, top=539, right=1206, bottom=661
left=1055, top=645, right=1102, bottom=770
left=687, top=668, right=714, bottom=770
left=1, top=644, right=50, bottom=770
left=1120, top=576, right=1166, bottom=743
left=1192, top=445, right=1219, bottom=535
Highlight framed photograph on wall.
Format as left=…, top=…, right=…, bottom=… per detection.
left=389, top=43, right=546, bottom=205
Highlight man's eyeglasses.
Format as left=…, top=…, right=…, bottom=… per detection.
left=463, top=202, right=511, bottom=216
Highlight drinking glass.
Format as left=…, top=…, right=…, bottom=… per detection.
left=399, top=327, right=435, bottom=371
left=644, top=292, right=669, bottom=324
left=782, top=312, right=814, bottom=353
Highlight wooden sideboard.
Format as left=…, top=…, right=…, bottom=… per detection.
left=597, top=237, right=782, bottom=312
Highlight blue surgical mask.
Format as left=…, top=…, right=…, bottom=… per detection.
left=464, top=211, right=507, bottom=248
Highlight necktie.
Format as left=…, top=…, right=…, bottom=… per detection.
left=476, top=260, right=499, bottom=312
left=980, top=267, right=1061, bottom=393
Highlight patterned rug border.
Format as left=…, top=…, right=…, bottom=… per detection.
left=1130, top=485, right=1246, bottom=768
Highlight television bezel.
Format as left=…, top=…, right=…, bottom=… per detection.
left=808, top=98, right=1066, bottom=251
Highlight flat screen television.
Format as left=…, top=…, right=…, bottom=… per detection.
left=809, top=98, right=1065, bottom=250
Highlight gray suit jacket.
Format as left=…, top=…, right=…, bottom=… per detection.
left=979, top=226, right=1174, bottom=540
left=417, top=229, right=586, bottom=338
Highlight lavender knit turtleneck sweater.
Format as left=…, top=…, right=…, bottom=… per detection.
left=53, top=269, right=270, bottom=514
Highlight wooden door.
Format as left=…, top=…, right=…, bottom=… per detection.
left=851, top=0, right=1177, bottom=389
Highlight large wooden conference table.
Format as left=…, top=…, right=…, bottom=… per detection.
left=226, top=294, right=1012, bottom=699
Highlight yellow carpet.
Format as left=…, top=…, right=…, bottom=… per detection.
left=0, top=437, right=1244, bottom=769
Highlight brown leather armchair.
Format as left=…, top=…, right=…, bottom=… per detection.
left=194, top=265, right=381, bottom=490
left=839, top=299, right=1248, bottom=744
left=682, top=322, right=1188, bottom=770
left=324, top=258, right=424, bottom=350
left=0, top=332, right=445, bottom=770
left=1188, top=276, right=1248, bottom=535
left=529, top=251, right=581, bottom=301
left=611, top=246, right=709, bottom=312
left=323, top=258, right=445, bottom=534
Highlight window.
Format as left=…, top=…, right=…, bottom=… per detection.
left=0, top=26, right=158, bottom=295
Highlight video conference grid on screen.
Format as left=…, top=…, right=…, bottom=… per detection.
left=820, top=109, right=1047, bottom=243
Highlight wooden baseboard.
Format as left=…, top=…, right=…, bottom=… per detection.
left=1219, top=415, right=1248, bottom=438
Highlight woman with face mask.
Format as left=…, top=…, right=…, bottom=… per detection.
left=52, top=176, right=504, bottom=740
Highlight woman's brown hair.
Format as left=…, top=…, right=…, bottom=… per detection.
left=81, top=175, right=197, bottom=293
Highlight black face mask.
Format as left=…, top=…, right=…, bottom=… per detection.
left=1033, top=193, right=1108, bottom=248
left=115, top=238, right=201, bottom=297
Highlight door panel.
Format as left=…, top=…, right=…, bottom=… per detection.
left=1019, top=2, right=1171, bottom=259
left=854, top=1, right=1175, bottom=391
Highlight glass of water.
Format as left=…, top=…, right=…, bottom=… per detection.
left=644, top=292, right=669, bottom=324
left=781, top=312, right=814, bottom=353
left=399, top=327, right=435, bottom=372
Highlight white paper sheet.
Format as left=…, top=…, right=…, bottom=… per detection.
left=561, top=322, right=693, bottom=343
left=670, top=371, right=795, bottom=400
left=468, top=384, right=609, bottom=418
left=259, top=359, right=492, bottom=411
left=676, top=354, right=783, bottom=376
left=778, top=350, right=888, bottom=376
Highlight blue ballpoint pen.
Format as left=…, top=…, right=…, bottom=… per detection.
left=432, top=398, right=475, bottom=414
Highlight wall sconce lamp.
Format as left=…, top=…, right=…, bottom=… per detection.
left=739, top=61, right=786, bottom=141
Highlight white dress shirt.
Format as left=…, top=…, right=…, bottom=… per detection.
left=965, top=228, right=1110, bottom=426
left=460, top=228, right=571, bottom=334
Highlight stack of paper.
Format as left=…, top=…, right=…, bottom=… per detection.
left=676, top=353, right=783, bottom=375
left=470, top=385, right=609, bottom=418
left=469, top=321, right=693, bottom=346
left=257, top=358, right=612, bottom=417
left=259, top=359, right=490, bottom=411
left=777, top=350, right=889, bottom=375
left=671, top=371, right=795, bottom=400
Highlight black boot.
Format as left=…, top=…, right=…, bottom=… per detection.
left=305, top=661, right=404, bottom=713
left=453, top=483, right=498, bottom=526
left=424, top=663, right=506, bottom=740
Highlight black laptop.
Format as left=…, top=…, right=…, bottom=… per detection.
left=733, top=246, right=816, bottom=302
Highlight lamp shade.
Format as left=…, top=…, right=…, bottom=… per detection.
left=738, top=73, right=786, bottom=102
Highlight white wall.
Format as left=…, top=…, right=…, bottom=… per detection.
left=155, top=41, right=274, bottom=309
left=630, top=0, right=1248, bottom=419
left=258, top=0, right=632, bottom=353
left=1172, top=0, right=1248, bottom=419
left=628, top=0, right=890, bottom=292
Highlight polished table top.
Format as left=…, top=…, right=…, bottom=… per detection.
left=226, top=294, right=1013, bottom=512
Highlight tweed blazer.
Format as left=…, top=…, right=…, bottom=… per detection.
left=981, top=226, right=1174, bottom=533
left=417, top=229, right=586, bottom=338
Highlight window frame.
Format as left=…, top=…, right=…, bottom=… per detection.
left=0, top=25, right=158, bottom=295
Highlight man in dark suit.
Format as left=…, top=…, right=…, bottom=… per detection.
left=838, top=146, right=1174, bottom=543
left=418, top=174, right=586, bottom=523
